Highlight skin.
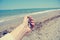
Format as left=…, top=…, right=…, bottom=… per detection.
left=10, top=16, right=35, bottom=40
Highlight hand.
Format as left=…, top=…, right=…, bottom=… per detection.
left=23, top=16, right=35, bottom=33
left=10, top=16, right=35, bottom=40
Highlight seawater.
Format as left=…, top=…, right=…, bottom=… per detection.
left=0, top=8, right=60, bottom=18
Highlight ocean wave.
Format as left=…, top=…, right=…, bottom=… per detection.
left=27, top=9, right=60, bottom=16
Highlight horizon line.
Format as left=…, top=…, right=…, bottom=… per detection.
left=0, top=8, right=60, bottom=10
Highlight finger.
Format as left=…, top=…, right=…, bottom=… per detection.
left=28, top=16, right=33, bottom=20
left=31, top=21, right=34, bottom=23
left=31, top=23, right=35, bottom=26
left=30, top=18, right=34, bottom=21
left=24, top=16, right=28, bottom=21
left=28, top=17, right=34, bottom=23
left=23, top=16, right=28, bottom=24
left=27, top=16, right=32, bottom=18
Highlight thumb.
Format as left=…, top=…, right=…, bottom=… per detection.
left=23, top=16, right=28, bottom=24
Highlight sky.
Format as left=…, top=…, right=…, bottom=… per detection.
left=0, top=0, right=60, bottom=10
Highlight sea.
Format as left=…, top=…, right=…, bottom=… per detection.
left=0, top=8, right=60, bottom=17
left=0, top=8, right=60, bottom=22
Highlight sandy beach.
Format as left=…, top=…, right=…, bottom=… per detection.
left=0, top=9, right=60, bottom=40
left=23, top=9, right=60, bottom=40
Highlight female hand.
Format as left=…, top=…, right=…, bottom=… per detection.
left=23, top=16, right=35, bottom=33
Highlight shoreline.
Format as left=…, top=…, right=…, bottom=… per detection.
left=0, top=9, right=60, bottom=23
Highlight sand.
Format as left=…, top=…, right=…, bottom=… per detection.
left=22, top=9, right=60, bottom=40
left=0, top=9, right=60, bottom=40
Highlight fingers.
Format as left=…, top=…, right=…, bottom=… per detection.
left=28, top=16, right=35, bottom=29
left=23, top=16, right=35, bottom=29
